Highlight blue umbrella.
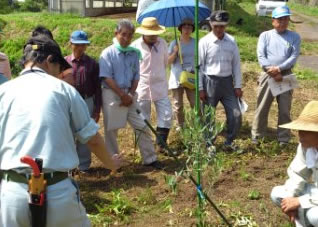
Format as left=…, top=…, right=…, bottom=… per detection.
left=137, top=0, right=211, bottom=27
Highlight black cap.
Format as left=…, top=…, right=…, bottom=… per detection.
left=24, top=35, right=71, bottom=71
left=209, top=10, right=229, bottom=25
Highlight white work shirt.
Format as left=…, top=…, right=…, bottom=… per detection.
left=284, top=144, right=318, bottom=209
left=0, top=67, right=99, bottom=172
left=199, top=32, right=242, bottom=90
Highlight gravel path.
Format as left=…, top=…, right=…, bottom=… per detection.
left=291, top=12, right=318, bottom=72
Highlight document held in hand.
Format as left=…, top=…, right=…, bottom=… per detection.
left=268, top=74, right=299, bottom=97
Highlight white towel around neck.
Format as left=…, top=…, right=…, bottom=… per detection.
left=305, top=147, right=318, bottom=169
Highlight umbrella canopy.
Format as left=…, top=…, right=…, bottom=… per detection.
left=137, top=0, right=211, bottom=27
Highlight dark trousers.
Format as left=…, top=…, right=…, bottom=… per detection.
left=202, top=75, right=241, bottom=145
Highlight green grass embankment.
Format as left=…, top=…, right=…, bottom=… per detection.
left=0, top=0, right=273, bottom=76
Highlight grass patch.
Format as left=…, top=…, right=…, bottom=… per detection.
left=289, top=2, right=318, bottom=17
left=294, top=65, right=318, bottom=81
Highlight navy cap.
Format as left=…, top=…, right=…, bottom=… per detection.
left=210, top=10, right=229, bottom=25
left=70, top=30, right=90, bottom=44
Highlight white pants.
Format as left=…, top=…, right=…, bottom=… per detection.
left=271, top=185, right=318, bottom=227
left=137, top=97, right=173, bottom=129
left=0, top=178, right=90, bottom=227
left=102, top=89, right=157, bottom=165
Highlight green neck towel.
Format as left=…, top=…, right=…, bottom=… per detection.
left=113, top=38, right=142, bottom=60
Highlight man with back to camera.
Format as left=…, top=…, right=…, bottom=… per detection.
left=0, top=35, right=119, bottom=227
left=251, top=6, right=301, bottom=146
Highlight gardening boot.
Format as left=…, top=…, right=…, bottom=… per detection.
left=156, top=127, right=170, bottom=153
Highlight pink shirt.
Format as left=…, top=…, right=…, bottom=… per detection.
left=132, top=37, right=168, bottom=101
left=0, top=52, right=12, bottom=79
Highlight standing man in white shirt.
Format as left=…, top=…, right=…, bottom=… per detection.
left=132, top=17, right=173, bottom=155
left=199, top=10, right=242, bottom=150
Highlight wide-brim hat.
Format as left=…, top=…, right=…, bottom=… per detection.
left=280, top=101, right=318, bottom=132
left=178, top=18, right=195, bottom=32
left=136, top=17, right=166, bottom=35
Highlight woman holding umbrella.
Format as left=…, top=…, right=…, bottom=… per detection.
left=168, top=18, right=195, bottom=130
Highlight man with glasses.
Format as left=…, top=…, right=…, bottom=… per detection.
left=65, top=30, right=102, bottom=173
left=251, top=6, right=301, bottom=146
left=199, top=10, right=243, bottom=151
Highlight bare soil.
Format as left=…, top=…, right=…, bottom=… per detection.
left=78, top=11, right=318, bottom=227
left=76, top=68, right=318, bottom=226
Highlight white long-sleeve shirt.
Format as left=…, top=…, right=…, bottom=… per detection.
left=284, top=144, right=318, bottom=209
left=199, top=32, right=242, bottom=90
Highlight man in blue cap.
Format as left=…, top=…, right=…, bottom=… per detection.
left=65, top=30, right=102, bottom=173
left=251, top=6, right=301, bottom=145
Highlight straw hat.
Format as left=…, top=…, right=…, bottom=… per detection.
left=280, top=101, right=318, bottom=132
left=136, top=17, right=166, bottom=35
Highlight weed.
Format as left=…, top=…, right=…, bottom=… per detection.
left=239, top=169, right=251, bottom=181
left=164, top=174, right=178, bottom=195
left=136, top=187, right=157, bottom=206
left=158, top=198, right=173, bottom=213
left=248, top=190, right=261, bottom=200
left=94, top=190, right=135, bottom=224
left=231, top=211, right=258, bottom=227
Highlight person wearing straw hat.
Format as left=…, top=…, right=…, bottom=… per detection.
left=199, top=10, right=242, bottom=151
left=251, top=6, right=301, bottom=146
left=271, top=101, right=318, bottom=227
left=168, top=18, right=195, bottom=130
left=65, top=30, right=102, bottom=173
left=99, top=19, right=162, bottom=169
left=132, top=17, right=173, bottom=154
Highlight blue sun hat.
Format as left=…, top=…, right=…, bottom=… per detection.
left=272, top=6, right=292, bottom=19
left=70, top=30, right=90, bottom=44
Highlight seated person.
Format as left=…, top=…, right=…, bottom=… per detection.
left=271, top=100, right=318, bottom=227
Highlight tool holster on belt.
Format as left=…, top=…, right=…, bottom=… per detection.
left=21, top=156, right=47, bottom=227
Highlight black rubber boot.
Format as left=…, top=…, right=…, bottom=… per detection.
left=156, top=127, right=170, bottom=149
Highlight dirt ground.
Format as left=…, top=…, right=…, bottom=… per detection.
left=291, top=12, right=318, bottom=72
left=77, top=11, right=318, bottom=227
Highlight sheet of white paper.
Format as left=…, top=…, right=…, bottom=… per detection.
left=268, top=74, right=299, bottom=97
left=238, top=98, right=248, bottom=114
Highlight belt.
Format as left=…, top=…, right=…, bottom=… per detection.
left=207, top=75, right=232, bottom=79
left=1, top=170, right=69, bottom=186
